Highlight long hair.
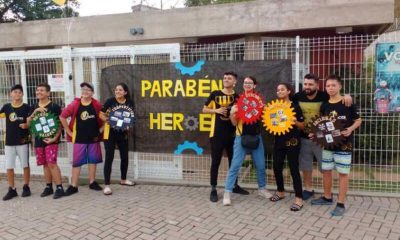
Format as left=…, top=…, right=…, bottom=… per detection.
left=277, top=82, right=294, bottom=99
left=116, top=83, right=131, bottom=102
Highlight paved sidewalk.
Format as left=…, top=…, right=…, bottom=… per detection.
left=0, top=181, right=399, bottom=240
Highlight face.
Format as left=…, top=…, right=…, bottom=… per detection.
left=10, top=89, right=23, bottom=101
left=276, top=84, right=291, bottom=99
left=243, top=77, right=256, bottom=93
left=36, top=86, right=50, bottom=100
left=303, top=78, right=318, bottom=96
left=223, top=74, right=236, bottom=89
left=325, top=79, right=341, bottom=96
left=114, top=85, right=127, bottom=99
left=81, top=87, right=93, bottom=98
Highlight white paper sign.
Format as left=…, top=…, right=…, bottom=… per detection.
left=47, top=74, right=64, bottom=92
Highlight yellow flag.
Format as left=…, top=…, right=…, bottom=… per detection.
left=52, top=0, right=66, bottom=6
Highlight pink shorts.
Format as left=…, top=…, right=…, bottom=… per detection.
left=35, top=144, right=58, bottom=166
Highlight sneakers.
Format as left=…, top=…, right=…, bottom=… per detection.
left=21, top=184, right=31, bottom=197
left=210, top=189, right=218, bottom=202
left=233, top=185, right=250, bottom=195
left=258, top=188, right=273, bottom=199
left=64, top=185, right=78, bottom=196
left=89, top=181, right=102, bottom=191
left=311, top=196, right=334, bottom=205
left=40, top=186, right=54, bottom=197
left=331, top=205, right=345, bottom=216
left=223, top=192, right=231, bottom=206
left=302, top=190, right=314, bottom=201
left=53, top=186, right=64, bottom=199
left=103, top=185, right=112, bottom=195
left=3, top=187, right=18, bottom=201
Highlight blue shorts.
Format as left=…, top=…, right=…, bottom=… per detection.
left=72, top=143, right=102, bottom=167
left=321, top=150, right=352, bottom=174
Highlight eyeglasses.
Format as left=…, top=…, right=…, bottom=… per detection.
left=81, top=88, right=93, bottom=92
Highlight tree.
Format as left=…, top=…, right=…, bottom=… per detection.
left=185, top=0, right=251, bottom=7
left=0, top=0, right=79, bottom=23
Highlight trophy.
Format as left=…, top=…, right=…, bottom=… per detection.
left=215, top=95, right=234, bottom=120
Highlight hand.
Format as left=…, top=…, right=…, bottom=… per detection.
left=308, top=133, right=315, bottom=139
left=230, top=105, right=237, bottom=115
left=341, top=128, right=353, bottom=137
left=43, top=137, right=56, bottom=144
left=215, top=107, right=227, bottom=116
left=342, top=95, right=353, bottom=107
left=19, top=123, right=28, bottom=129
left=65, top=129, right=73, bottom=138
left=34, top=107, right=47, bottom=114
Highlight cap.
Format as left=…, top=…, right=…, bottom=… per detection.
left=80, top=82, right=94, bottom=91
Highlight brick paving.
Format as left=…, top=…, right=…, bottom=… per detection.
left=0, top=181, right=399, bottom=240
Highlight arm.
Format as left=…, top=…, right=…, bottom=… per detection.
left=229, top=105, right=238, bottom=126
left=294, top=120, right=304, bottom=130
left=202, top=105, right=227, bottom=115
left=99, top=111, right=108, bottom=122
left=59, top=116, right=73, bottom=138
left=341, top=118, right=362, bottom=137
left=342, top=94, right=353, bottom=107
left=43, top=126, right=62, bottom=144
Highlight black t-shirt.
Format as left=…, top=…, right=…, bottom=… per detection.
left=32, top=102, right=61, bottom=148
left=204, top=90, right=238, bottom=138
left=102, top=97, right=134, bottom=136
left=320, top=101, right=360, bottom=151
left=75, top=102, right=100, bottom=143
left=0, top=103, right=31, bottom=146
left=293, top=91, right=329, bottom=138
left=274, top=102, right=304, bottom=149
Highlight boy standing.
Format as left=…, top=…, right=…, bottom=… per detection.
left=311, top=75, right=362, bottom=216
left=0, top=84, right=31, bottom=200
left=60, top=82, right=103, bottom=196
left=28, top=83, right=64, bottom=199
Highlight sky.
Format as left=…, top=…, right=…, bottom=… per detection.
left=78, top=0, right=186, bottom=16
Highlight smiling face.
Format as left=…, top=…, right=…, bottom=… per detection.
left=243, top=77, right=256, bottom=93
left=36, top=86, right=50, bottom=101
left=303, top=78, right=319, bottom=96
left=276, top=84, right=291, bottom=100
left=10, top=89, right=23, bottom=102
left=81, top=86, right=94, bottom=99
left=223, top=74, right=236, bottom=89
left=114, top=85, right=127, bottom=99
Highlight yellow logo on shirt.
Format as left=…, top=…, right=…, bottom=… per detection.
left=9, top=112, right=17, bottom=122
left=80, top=111, right=95, bottom=121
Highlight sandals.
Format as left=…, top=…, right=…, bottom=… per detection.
left=290, top=203, right=303, bottom=211
left=269, top=193, right=285, bottom=202
left=120, top=180, right=136, bottom=186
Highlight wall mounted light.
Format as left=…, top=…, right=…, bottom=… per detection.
left=130, top=27, right=144, bottom=35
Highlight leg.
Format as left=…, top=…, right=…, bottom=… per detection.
left=45, top=144, right=62, bottom=185
left=88, top=164, right=96, bottom=183
left=299, top=139, right=314, bottom=191
left=72, top=143, right=86, bottom=187
left=321, top=150, right=335, bottom=199
left=71, top=167, right=81, bottom=187
left=287, top=147, right=303, bottom=200
left=224, top=136, right=239, bottom=186
left=334, top=151, right=352, bottom=204
left=273, top=146, right=286, bottom=194
left=210, top=137, right=224, bottom=187
left=323, top=170, right=333, bottom=199
left=117, top=136, right=129, bottom=181
left=23, top=168, right=30, bottom=185
left=43, top=165, right=52, bottom=184
left=5, top=146, right=16, bottom=188
left=250, top=135, right=266, bottom=190
left=87, top=143, right=103, bottom=183
left=224, top=136, right=247, bottom=192
left=103, top=138, right=116, bottom=185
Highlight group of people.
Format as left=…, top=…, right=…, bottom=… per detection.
left=204, top=72, right=361, bottom=216
left=1, top=72, right=361, bottom=217
left=0, top=82, right=135, bottom=201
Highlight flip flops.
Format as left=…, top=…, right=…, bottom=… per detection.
left=290, top=203, right=303, bottom=211
left=269, top=193, right=285, bottom=202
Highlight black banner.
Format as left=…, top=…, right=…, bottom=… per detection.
left=101, top=60, right=292, bottom=154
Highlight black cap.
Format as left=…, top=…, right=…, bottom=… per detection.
left=80, top=82, right=94, bottom=91
left=11, top=84, right=23, bottom=92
